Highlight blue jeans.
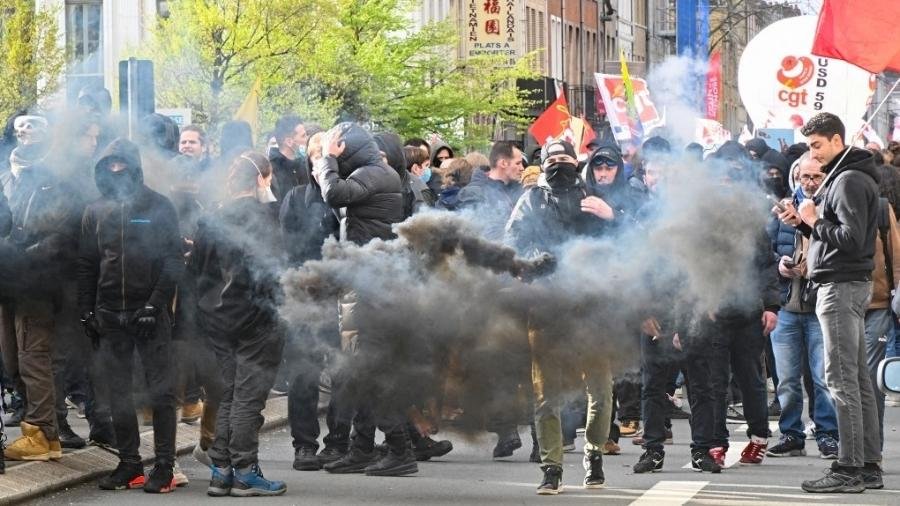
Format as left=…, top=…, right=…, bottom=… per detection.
left=770, top=310, right=838, bottom=440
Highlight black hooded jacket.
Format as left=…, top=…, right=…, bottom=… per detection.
left=582, top=146, right=641, bottom=225
left=191, top=196, right=283, bottom=337
left=374, top=132, right=417, bottom=218
left=316, top=123, right=404, bottom=245
left=805, top=147, right=881, bottom=283
left=76, top=138, right=184, bottom=315
left=279, top=156, right=339, bottom=265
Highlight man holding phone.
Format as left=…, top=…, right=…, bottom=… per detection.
left=767, top=153, right=839, bottom=460
left=777, top=113, right=882, bottom=493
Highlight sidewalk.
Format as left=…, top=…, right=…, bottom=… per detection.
left=0, top=396, right=289, bottom=505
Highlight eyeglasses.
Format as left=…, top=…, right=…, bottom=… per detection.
left=591, top=156, right=618, bottom=168
left=799, top=174, right=824, bottom=182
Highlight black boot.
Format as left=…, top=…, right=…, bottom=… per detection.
left=492, top=430, right=522, bottom=459
left=58, top=420, right=86, bottom=449
left=536, top=465, right=563, bottom=495
left=293, top=446, right=322, bottom=471
left=413, top=436, right=453, bottom=461
left=366, top=429, right=418, bottom=476
left=583, top=452, right=605, bottom=489
left=323, top=446, right=377, bottom=474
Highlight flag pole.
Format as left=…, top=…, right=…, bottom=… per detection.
left=813, top=76, right=900, bottom=198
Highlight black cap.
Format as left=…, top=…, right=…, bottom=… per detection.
left=588, top=145, right=623, bottom=168
left=541, top=139, right=577, bottom=164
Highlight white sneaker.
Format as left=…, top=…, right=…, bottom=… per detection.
left=193, top=442, right=212, bottom=467
left=804, top=420, right=816, bottom=440
left=173, top=461, right=189, bottom=487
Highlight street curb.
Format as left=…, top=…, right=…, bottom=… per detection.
left=0, top=396, right=289, bottom=505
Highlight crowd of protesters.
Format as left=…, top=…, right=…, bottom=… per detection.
left=0, top=87, right=896, bottom=497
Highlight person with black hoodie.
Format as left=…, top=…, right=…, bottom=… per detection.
left=279, top=132, right=350, bottom=472
left=268, top=115, right=308, bottom=202
left=314, top=123, right=414, bottom=477
left=190, top=151, right=287, bottom=497
left=505, top=140, right=614, bottom=495
left=76, top=138, right=183, bottom=493
left=776, top=113, right=883, bottom=493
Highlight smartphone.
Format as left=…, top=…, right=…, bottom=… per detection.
left=767, top=194, right=787, bottom=213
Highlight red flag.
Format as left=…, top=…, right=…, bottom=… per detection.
left=529, top=93, right=571, bottom=145
left=812, top=0, right=900, bottom=73
left=705, top=51, right=721, bottom=120
left=579, top=116, right=596, bottom=154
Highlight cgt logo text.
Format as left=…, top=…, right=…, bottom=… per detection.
left=775, top=55, right=830, bottom=115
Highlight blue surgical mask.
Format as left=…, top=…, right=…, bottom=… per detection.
left=419, top=166, right=432, bottom=183
left=296, top=146, right=307, bottom=158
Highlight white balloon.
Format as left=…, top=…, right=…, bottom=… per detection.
left=738, top=16, right=875, bottom=131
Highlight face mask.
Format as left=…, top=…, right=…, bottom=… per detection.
left=764, top=176, right=785, bottom=198
left=544, top=162, right=578, bottom=189
left=256, top=185, right=277, bottom=204
left=296, top=146, right=307, bottom=158
left=419, top=166, right=432, bottom=183
left=106, top=170, right=139, bottom=200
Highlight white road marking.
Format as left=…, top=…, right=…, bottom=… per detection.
left=629, top=480, right=708, bottom=506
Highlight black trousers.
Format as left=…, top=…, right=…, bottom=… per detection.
left=640, top=335, right=683, bottom=451
left=287, top=340, right=351, bottom=451
left=207, top=323, right=284, bottom=470
left=97, top=310, right=177, bottom=466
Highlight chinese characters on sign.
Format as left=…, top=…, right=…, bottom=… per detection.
left=464, top=0, right=523, bottom=66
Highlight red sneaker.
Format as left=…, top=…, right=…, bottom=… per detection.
left=740, top=439, right=767, bottom=464
left=708, top=446, right=726, bottom=467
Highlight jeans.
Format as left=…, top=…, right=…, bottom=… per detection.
left=615, top=374, right=642, bottom=422
left=640, top=334, right=683, bottom=451
left=287, top=340, right=351, bottom=452
left=208, top=323, right=284, bottom=469
left=770, top=310, right=837, bottom=440
left=863, top=308, right=891, bottom=446
left=817, top=281, right=882, bottom=467
left=97, top=310, right=177, bottom=466
left=530, top=328, right=612, bottom=466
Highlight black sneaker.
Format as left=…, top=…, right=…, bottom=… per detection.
left=801, top=465, right=865, bottom=493
left=364, top=448, right=418, bottom=476
left=767, top=399, right=781, bottom=420
left=98, top=461, right=145, bottom=490
left=862, top=463, right=883, bottom=490
left=492, top=431, right=522, bottom=459
left=529, top=444, right=541, bottom=463
left=293, top=446, right=322, bottom=471
left=537, top=465, right=563, bottom=495
left=691, top=450, right=722, bottom=473
left=816, top=434, right=838, bottom=460
left=633, top=449, right=665, bottom=473
left=726, top=405, right=746, bottom=424
left=323, top=447, right=377, bottom=474
left=143, top=463, right=175, bottom=494
left=766, top=435, right=806, bottom=457
left=413, top=436, right=453, bottom=461
left=317, top=445, right=347, bottom=466
left=59, top=423, right=86, bottom=449
left=583, top=452, right=605, bottom=489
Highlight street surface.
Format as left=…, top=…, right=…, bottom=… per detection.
left=28, top=406, right=900, bottom=505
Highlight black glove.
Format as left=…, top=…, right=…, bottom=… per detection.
left=131, top=305, right=160, bottom=340
left=514, top=252, right=558, bottom=282
left=80, top=311, right=101, bottom=350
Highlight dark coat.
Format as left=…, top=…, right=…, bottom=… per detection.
left=269, top=150, right=307, bottom=203
left=317, top=123, right=404, bottom=245
left=191, top=196, right=283, bottom=337
left=457, top=169, right=523, bottom=241
left=76, top=138, right=184, bottom=315
left=805, top=147, right=881, bottom=283
left=1, top=162, right=82, bottom=301
left=279, top=158, right=339, bottom=265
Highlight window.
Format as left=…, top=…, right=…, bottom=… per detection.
left=65, top=0, right=103, bottom=99
left=550, top=15, right=562, bottom=80
left=157, top=0, right=170, bottom=19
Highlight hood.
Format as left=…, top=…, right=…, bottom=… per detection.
left=430, top=141, right=454, bottom=167
left=825, top=147, right=881, bottom=185
left=761, top=149, right=789, bottom=177
left=94, top=137, right=144, bottom=198
left=583, top=145, right=626, bottom=192
left=713, top=140, right=750, bottom=162
left=745, top=138, right=770, bottom=158
left=374, top=132, right=408, bottom=180
left=334, top=122, right=383, bottom=179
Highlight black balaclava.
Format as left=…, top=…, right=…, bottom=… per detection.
left=542, top=140, right=579, bottom=190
